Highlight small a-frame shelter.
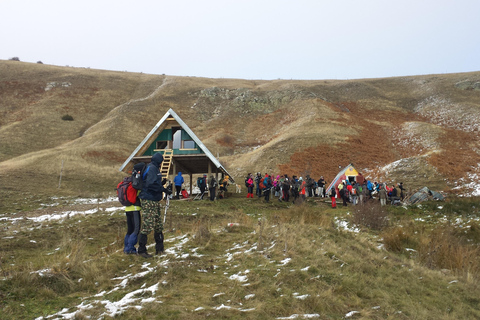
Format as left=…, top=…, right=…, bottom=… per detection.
left=326, top=164, right=365, bottom=194
left=119, top=109, right=234, bottom=195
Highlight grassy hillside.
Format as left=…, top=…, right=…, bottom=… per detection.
left=1, top=60, right=480, bottom=207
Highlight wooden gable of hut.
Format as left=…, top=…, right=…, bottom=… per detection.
left=119, top=109, right=234, bottom=194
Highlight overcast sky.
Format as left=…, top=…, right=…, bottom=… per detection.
left=2, top=0, right=479, bottom=80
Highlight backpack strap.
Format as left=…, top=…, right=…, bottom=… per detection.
left=142, top=166, right=150, bottom=180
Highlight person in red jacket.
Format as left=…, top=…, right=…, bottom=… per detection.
left=246, top=173, right=254, bottom=198
left=330, top=186, right=337, bottom=208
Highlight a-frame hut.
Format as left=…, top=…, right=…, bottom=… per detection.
left=119, top=109, right=234, bottom=195
left=326, top=163, right=365, bottom=194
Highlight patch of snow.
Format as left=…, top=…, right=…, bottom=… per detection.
left=345, top=310, right=360, bottom=317
left=334, top=218, right=360, bottom=233
left=276, top=314, right=320, bottom=319
left=229, top=273, right=248, bottom=283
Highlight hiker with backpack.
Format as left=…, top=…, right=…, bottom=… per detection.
left=116, top=162, right=145, bottom=254
left=209, top=175, right=217, bottom=201
left=339, top=182, right=348, bottom=206
left=306, top=175, right=314, bottom=197
left=329, top=186, right=337, bottom=208
left=291, top=175, right=299, bottom=203
left=173, top=172, right=184, bottom=199
left=262, top=174, right=272, bottom=202
left=282, top=176, right=291, bottom=202
left=276, top=175, right=284, bottom=202
left=398, top=182, right=405, bottom=201
left=273, top=175, right=281, bottom=198
left=245, top=173, right=254, bottom=198
left=255, top=172, right=262, bottom=197
left=218, top=175, right=230, bottom=199
left=356, top=182, right=364, bottom=204
left=379, top=183, right=387, bottom=206
left=198, top=174, right=207, bottom=199
left=298, top=177, right=306, bottom=202
left=350, top=182, right=358, bottom=205
left=318, top=176, right=325, bottom=198
left=137, top=153, right=171, bottom=258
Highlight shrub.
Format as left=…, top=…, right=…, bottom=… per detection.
left=37, top=61, right=43, bottom=64
left=9, top=57, right=20, bottom=61
left=352, top=201, right=389, bottom=230
left=418, top=225, right=480, bottom=277
left=61, top=114, right=74, bottom=121
left=192, top=217, right=211, bottom=245
left=382, top=226, right=412, bottom=252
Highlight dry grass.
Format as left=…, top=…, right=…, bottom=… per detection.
left=352, top=201, right=389, bottom=230
left=418, top=225, right=480, bottom=279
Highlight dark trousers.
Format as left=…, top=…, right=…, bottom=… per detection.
left=264, top=189, right=270, bottom=202
left=126, top=211, right=141, bottom=236
left=209, top=188, right=216, bottom=201
left=175, top=185, right=181, bottom=199
left=124, top=211, right=141, bottom=253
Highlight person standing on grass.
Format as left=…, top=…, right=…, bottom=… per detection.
left=255, top=172, right=262, bottom=197
left=246, top=173, right=254, bottom=198
left=209, top=175, right=217, bottom=201
left=282, top=175, right=291, bottom=202
left=138, top=153, right=171, bottom=258
left=263, top=174, right=272, bottom=203
left=318, top=176, right=325, bottom=198
left=351, top=182, right=358, bottom=205
left=299, top=177, right=306, bottom=202
left=356, top=182, right=364, bottom=205
left=398, top=182, right=405, bottom=201
left=199, top=174, right=207, bottom=199
left=330, top=186, right=337, bottom=208
left=339, top=182, right=348, bottom=206
left=173, top=172, right=184, bottom=199
left=379, top=183, right=387, bottom=206
left=123, top=163, right=144, bottom=254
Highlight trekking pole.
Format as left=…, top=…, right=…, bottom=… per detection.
left=164, top=195, right=169, bottom=224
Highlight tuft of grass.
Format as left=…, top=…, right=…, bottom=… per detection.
left=352, top=201, right=389, bottom=230
left=382, top=226, right=414, bottom=252
left=418, top=225, right=480, bottom=279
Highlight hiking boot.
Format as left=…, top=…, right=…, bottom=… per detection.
left=156, top=250, right=164, bottom=256
left=138, top=252, right=153, bottom=258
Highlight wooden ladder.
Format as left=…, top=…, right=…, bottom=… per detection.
left=160, top=149, right=173, bottom=180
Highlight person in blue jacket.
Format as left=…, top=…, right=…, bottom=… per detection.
left=173, top=172, right=184, bottom=199
left=137, top=153, right=170, bottom=258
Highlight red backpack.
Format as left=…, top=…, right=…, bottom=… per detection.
left=259, top=179, right=265, bottom=190
left=116, top=177, right=137, bottom=206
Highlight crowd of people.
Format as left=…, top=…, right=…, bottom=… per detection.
left=329, top=180, right=405, bottom=208
left=244, top=172, right=405, bottom=207
left=245, top=173, right=327, bottom=203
